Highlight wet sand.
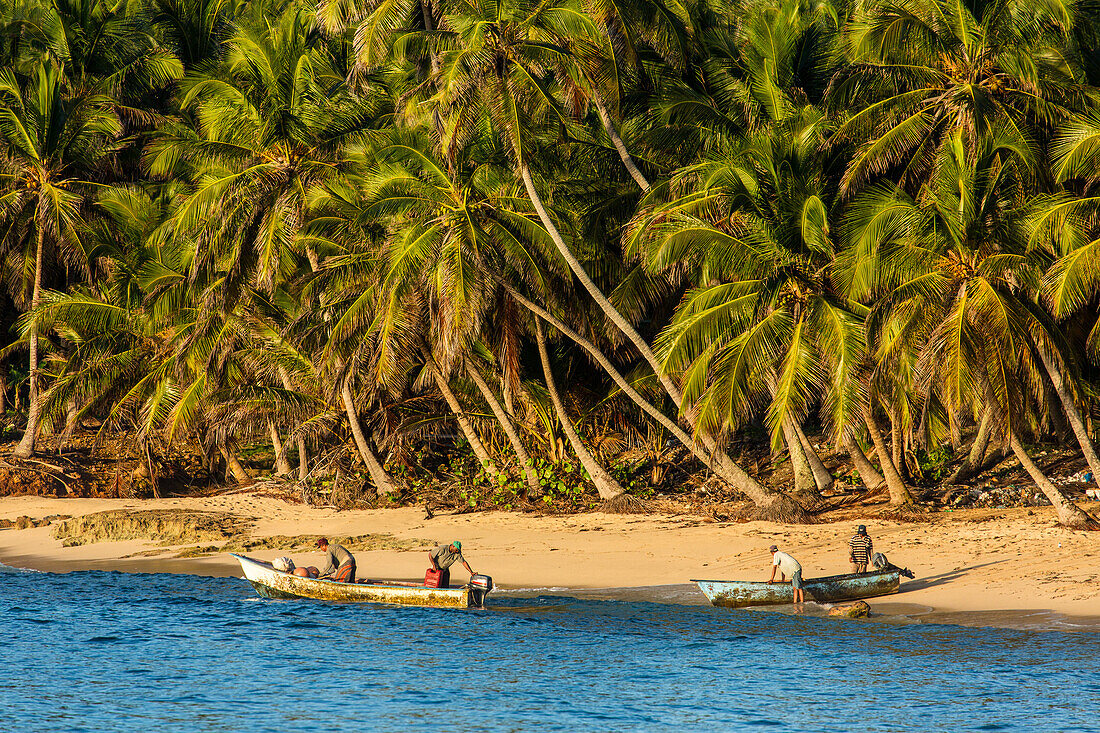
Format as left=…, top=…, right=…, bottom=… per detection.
left=2, top=493, right=1098, bottom=631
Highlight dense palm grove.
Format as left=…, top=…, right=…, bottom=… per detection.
left=2, top=0, right=1100, bottom=527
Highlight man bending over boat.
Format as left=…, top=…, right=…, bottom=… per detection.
left=767, top=545, right=805, bottom=603
left=428, top=541, right=474, bottom=588
left=316, top=538, right=357, bottom=583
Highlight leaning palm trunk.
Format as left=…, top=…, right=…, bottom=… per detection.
left=865, top=409, right=914, bottom=505
left=792, top=420, right=833, bottom=492
left=950, top=407, right=993, bottom=484
left=518, top=163, right=684, bottom=409
left=505, top=285, right=807, bottom=519
left=535, top=320, right=626, bottom=503
left=1009, top=431, right=1098, bottom=529
left=13, top=221, right=46, bottom=459
left=782, top=420, right=817, bottom=495
left=590, top=91, right=650, bottom=192
left=1035, top=345, right=1100, bottom=488
left=269, top=420, right=292, bottom=475
left=466, top=360, right=541, bottom=496
left=221, top=445, right=252, bottom=484
left=844, top=435, right=885, bottom=491
left=428, top=363, right=503, bottom=482
left=515, top=165, right=807, bottom=516
left=339, top=382, right=396, bottom=495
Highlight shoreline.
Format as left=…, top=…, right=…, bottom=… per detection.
left=2, top=493, right=1098, bottom=632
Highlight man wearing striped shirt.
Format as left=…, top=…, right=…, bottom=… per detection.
left=849, top=525, right=873, bottom=573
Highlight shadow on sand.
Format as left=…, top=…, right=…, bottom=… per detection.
left=899, top=560, right=1011, bottom=593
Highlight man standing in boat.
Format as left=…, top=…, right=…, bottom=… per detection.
left=767, top=544, right=805, bottom=603
left=428, top=541, right=474, bottom=588
left=848, top=525, right=874, bottom=573
left=316, top=538, right=357, bottom=583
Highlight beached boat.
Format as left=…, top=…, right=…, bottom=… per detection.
left=692, top=570, right=901, bottom=608
left=231, top=553, right=492, bottom=608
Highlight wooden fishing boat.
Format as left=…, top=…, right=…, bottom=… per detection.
left=231, top=553, right=492, bottom=609
left=692, top=570, right=901, bottom=608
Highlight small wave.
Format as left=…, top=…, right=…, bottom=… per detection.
left=0, top=561, right=39, bottom=574
left=496, top=586, right=570, bottom=593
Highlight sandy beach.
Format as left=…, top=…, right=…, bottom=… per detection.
left=2, top=493, right=1098, bottom=628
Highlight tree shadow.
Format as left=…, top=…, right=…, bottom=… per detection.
left=899, top=560, right=1011, bottom=592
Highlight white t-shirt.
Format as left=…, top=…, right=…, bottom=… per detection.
left=772, top=551, right=802, bottom=576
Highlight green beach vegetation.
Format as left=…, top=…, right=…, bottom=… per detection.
left=1, top=0, right=1099, bottom=527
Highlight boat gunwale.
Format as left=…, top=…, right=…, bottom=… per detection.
left=230, top=552, right=457, bottom=592
left=689, top=569, right=900, bottom=586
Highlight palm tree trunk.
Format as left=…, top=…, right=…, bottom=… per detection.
left=1009, top=431, right=1098, bottom=529
left=277, top=368, right=309, bottom=480
left=517, top=163, right=684, bottom=407
left=339, top=381, right=396, bottom=495
left=793, top=420, right=833, bottom=492
left=590, top=91, right=650, bottom=192
left=513, top=164, right=811, bottom=517
left=466, top=360, right=541, bottom=496
left=13, top=220, right=45, bottom=459
left=269, top=420, right=292, bottom=475
left=428, top=362, right=502, bottom=481
left=845, top=435, right=885, bottom=490
left=949, top=413, right=962, bottom=451
left=950, top=407, right=993, bottom=483
left=866, top=407, right=914, bottom=505
left=221, top=445, right=252, bottom=484
left=782, top=420, right=817, bottom=494
left=503, top=284, right=802, bottom=515
left=1035, top=345, right=1100, bottom=488
left=535, top=320, right=624, bottom=501
left=890, top=404, right=907, bottom=480
left=57, top=397, right=80, bottom=453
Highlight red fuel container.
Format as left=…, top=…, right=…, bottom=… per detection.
left=424, top=568, right=443, bottom=587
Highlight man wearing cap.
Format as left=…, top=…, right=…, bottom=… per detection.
left=848, top=525, right=873, bottom=574
left=428, top=541, right=474, bottom=588
left=767, top=545, right=805, bottom=603
left=316, top=537, right=357, bottom=583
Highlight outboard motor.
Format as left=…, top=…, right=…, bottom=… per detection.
left=468, top=573, right=494, bottom=608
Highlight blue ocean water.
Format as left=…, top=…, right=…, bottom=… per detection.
left=1, top=564, right=1097, bottom=732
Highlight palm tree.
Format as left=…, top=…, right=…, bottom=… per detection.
left=843, top=127, right=1098, bottom=526
left=431, top=0, right=805, bottom=517
left=329, top=131, right=562, bottom=495
left=0, top=63, right=121, bottom=458
left=829, top=0, right=1087, bottom=197
left=146, top=6, right=385, bottom=298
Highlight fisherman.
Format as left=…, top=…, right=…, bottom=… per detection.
left=848, top=525, right=874, bottom=574
left=316, top=537, right=356, bottom=583
left=767, top=544, right=805, bottom=603
left=428, top=541, right=475, bottom=588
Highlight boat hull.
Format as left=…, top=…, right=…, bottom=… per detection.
left=692, top=570, right=900, bottom=608
left=232, top=553, right=476, bottom=608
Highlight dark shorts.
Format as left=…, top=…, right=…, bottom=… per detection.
left=791, top=570, right=804, bottom=591
left=334, top=562, right=356, bottom=583
left=439, top=568, right=451, bottom=588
